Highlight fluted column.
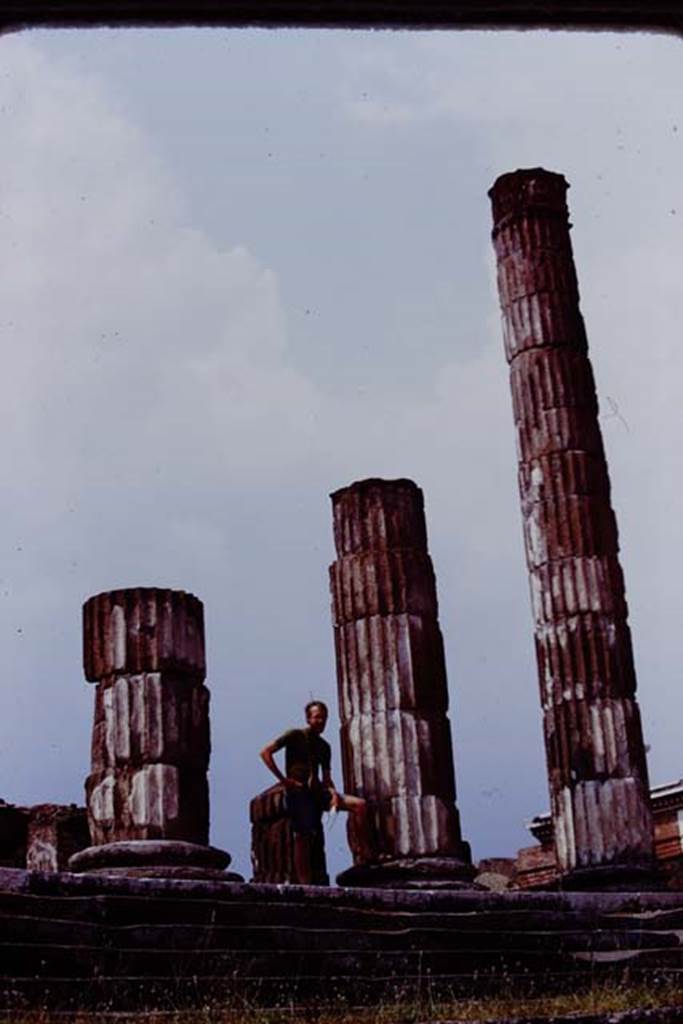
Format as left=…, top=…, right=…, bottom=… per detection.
left=69, top=588, right=239, bottom=879
left=330, top=478, right=473, bottom=888
left=489, top=168, right=655, bottom=888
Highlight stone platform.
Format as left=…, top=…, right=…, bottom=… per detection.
left=0, top=868, right=682, bottom=1011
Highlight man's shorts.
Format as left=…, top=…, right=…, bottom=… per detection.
left=285, top=786, right=332, bottom=836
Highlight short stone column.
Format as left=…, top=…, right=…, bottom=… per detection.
left=69, top=588, right=240, bottom=879
left=250, top=783, right=329, bottom=885
left=489, top=169, right=655, bottom=888
left=330, top=478, right=473, bottom=887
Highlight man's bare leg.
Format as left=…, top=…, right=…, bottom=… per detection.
left=338, top=794, right=375, bottom=863
left=293, top=833, right=312, bottom=884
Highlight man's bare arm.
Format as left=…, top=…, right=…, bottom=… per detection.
left=260, top=742, right=303, bottom=790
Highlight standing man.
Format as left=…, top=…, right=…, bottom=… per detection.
left=260, top=700, right=374, bottom=884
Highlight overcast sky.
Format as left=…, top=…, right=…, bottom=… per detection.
left=0, top=26, right=681, bottom=879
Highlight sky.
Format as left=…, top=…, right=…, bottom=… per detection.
left=0, top=25, right=681, bottom=880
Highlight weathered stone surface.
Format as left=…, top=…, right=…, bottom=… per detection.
left=518, top=780, right=683, bottom=891
left=330, top=549, right=438, bottom=622
left=521, top=496, right=618, bottom=568
left=334, top=614, right=449, bottom=715
left=478, top=857, right=517, bottom=879
left=339, top=711, right=456, bottom=803
left=490, top=168, right=655, bottom=886
left=518, top=451, right=611, bottom=504
left=516, top=841, right=559, bottom=890
left=534, top=615, right=637, bottom=702
left=69, top=839, right=231, bottom=871
left=86, top=764, right=209, bottom=845
left=1, top=869, right=683, bottom=1011
left=26, top=804, right=89, bottom=872
left=330, top=478, right=472, bottom=883
left=249, top=783, right=328, bottom=885
left=473, top=857, right=517, bottom=892
left=331, top=477, right=429, bottom=557
left=83, top=588, right=205, bottom=681
left=0, top=803, right=89, bottom=872
left=90, top=673, right=210, bottom=771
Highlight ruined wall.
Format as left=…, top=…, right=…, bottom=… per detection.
left=0, top=802, right=88, bottom=872
left=25, top=805, right=89, bottom=872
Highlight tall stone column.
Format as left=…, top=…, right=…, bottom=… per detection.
left=330, top=478, right=473, bottom=888
left=69, top=587, right=240, bottom=879
left=489, top=168, right=655, bottom=888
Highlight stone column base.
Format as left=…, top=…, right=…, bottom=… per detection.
left=68, top=839, right=243, bottom=881
left=557, top=862, right=662, bottom=892
left=337, top=854, right=478, bottom=890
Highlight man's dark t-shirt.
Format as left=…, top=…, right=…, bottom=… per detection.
left=272, top=728, right=331, bottom=786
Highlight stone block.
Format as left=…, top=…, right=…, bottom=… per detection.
left=497, top=243, right=578, bottom=307
left=535, top=614, right=637, bottom=704
left=331, top=478, right=428, bottom=557
left=340, top=710, right=456, bottom=803
left=544, top=698, right=649, bottom=786
left=518, top=451, right=610, bottom=505
left=367, top=793, right=464, bottom=860
left=529, top=555, right=628, bottom=624
left=86, top=764, right=208, bottom=845
left=515, top=404, right=605, bottom=464
left=90, top=674, right=210, bottom=771
left=521, top=494, right=618, bottom=568
left=333, top=613, right=449, bottom=717
left=510, top=346, right=598, bottom=418
left=330, top=549, right=438, bottom=624
left=502, top=293, right=588, bottom=362
left=83, top=588, right=205, bottom=681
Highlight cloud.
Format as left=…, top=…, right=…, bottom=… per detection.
left=0, top=28, right=680, bottom=877
left=337, top=28, right=683, bottom=835
left=0, top=38, right=321, bottom=509
left=0, top=36, right=323, bottom=840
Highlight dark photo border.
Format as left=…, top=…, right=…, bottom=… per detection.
left=2, top=1, right=683, bottom=34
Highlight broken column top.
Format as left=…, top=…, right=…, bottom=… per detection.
left=83, top=587, right=205, bottom=682
left=488, top=167, right=569, bottom=226
left=330, top=477, right=428, bottom=557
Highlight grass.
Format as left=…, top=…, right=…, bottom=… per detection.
left=1, top=981, right=682, bottom=1024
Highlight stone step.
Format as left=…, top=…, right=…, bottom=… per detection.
left=2, top=941, right=682, bottom=980
left=2, top=915, right=681, bottom=955
left=422, top=1009, right=683, bottom=1024
left=3, top=889, right=683, bottom=934
left=1, top=871, right=682, bottom=1011
left=8, top=870, right=683, bottom=916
